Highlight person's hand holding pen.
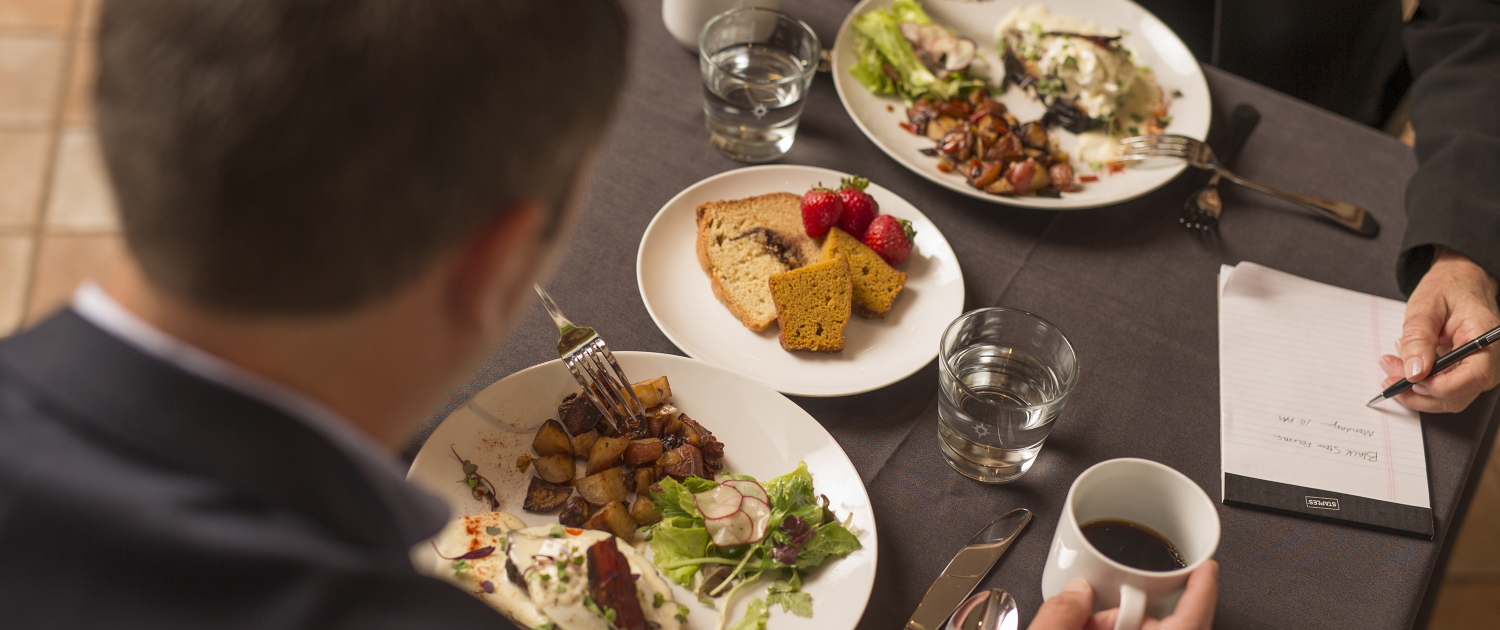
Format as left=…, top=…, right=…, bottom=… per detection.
left=1378, top=247, right=1500, bottom=413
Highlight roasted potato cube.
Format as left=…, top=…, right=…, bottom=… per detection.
left=576, top=466, right=628, bottom=505
left=532, top=419, right=572, bottom=456
left=630, top=496, right=662, bottom=527
left=587, top=436, right=630, bottom=475
left=657, top=444, right=704, bottom=480
left=623, top=438, right=664, bottom=466
left=571, top=429, right=600, bottom=458
left=558, top=392, right=601, bottom=436
left=634, top=467, right=658, bottom=496
left=584, top=501, right=638, bottom=541
left=559, top=496, right=592, bottom=527
left=532, top=452, right=575, bottom=486
left=522, top=477, right=571, bottom=512
left=1018, top=121, right=1050, bottom=149
left=630, top=377, right=672, bottom=410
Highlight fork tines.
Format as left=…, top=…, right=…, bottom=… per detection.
left=1118, top=134, right=1203, bottom=161
left=564, top=337, right=647, bottom=435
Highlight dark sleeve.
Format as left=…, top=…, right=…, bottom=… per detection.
left=1399, top=0, right=1500, bottom=294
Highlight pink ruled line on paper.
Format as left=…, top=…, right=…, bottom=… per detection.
left=1370, top=296, right=1397, bottom=502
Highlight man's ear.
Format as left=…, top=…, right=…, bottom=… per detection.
left=447, top=202, right=547, bottom=335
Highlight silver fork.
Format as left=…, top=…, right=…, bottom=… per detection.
left=534, top=285, right=647, bottom=434
left=1119, top=134, right=1380, bottom=237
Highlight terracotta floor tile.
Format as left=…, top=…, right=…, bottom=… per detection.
left=26, top=231, right=123, bottom=323
left=0, top=234, right=33, bottom=335
left=0, top=35, right=65, bottom=128
left=44, top=127, right=117, bottom=232
left=0, top=128, right=49, bottom=229
left=1430, top=582, right=1500, bottom=630
left=0, top=0, right=77, bottom=32
left=61, top=29, right=93, bottom=126
left=1446, top=466, right=1500, bottom=580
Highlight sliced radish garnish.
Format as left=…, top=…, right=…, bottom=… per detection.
left=946, top=38, right=977, bottom=71
left=694, top=484, right=744, bottom=520
left=899, top=21, right=922, bottom=45
left=739, top=497, right=771, bottom=543
left=918, top=24, right=946, bottom=48
left=722, top=479, right=768, bottom=504
left=706, top=510, right=754, bottom=547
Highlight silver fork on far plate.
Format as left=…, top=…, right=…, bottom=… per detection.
left=535, top=284, right=647, bottom=433
left=1119, top=134, right=1380, bottom=237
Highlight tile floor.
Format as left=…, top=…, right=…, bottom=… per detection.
left=0, top=1, right=1494, bottom=626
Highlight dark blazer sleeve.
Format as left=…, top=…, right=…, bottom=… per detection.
left=1399, top=0, right=1500, bottom=294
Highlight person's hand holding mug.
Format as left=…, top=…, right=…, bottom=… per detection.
left=1027, top=562, right=1219, bottom=630
left=1379, top=247, right=1500, bottom=413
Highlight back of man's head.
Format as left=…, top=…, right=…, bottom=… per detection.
left=95, top=0, right=627, bottom=314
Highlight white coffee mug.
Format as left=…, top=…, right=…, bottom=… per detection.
left=661, top=0, right=781, bottom=51
left=1041, top=458, right=1220, bottom=630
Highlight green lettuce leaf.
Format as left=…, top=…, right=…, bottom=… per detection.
left=794, top=521, right=862, bottom=570
left=766, top=580, right=813, bottom=618
left=850, top=0, right=986, bottom=103
left=728, top=598, right=770, bottom=630
left=649, top=517, right=710, bottom=586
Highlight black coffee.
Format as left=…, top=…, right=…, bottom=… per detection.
left=1079, top=519, right=1185, bottom=572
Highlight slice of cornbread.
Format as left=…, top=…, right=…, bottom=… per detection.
left=769, top=255, right=853, bottom=353
left=696, top=193, right=822, bottom=331
left=820, top=227, right=906, bottom=318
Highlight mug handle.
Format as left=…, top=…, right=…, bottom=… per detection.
left=1111, top=583, right=1147, bottom=630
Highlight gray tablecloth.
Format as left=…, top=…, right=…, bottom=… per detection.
left=406, top=1, right=1500, bottom=628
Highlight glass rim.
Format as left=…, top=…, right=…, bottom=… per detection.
left=698, top=7, right=821, bottom=86
left=938, top=307, right=1082, bottom=411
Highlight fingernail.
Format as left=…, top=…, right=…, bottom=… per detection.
left=1406, top=358, right=1423, bottom=378
left=1063, top=578, right=1091, bottom=594
left=1414, top=384, right=1431, bottom=396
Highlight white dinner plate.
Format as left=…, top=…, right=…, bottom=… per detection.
left=636, top=165, right=965, bottom=397
left=407, top=351, right=877, bottom=630
left=832, top=0, right=1211, bottom=209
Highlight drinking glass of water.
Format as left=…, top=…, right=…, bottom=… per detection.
left=938, top=308, right=1080, bottom=483
left=698, top=8, right=819, bottom=163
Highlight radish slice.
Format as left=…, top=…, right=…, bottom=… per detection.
left=945, top=38, right=977, bottom=72
left=926, top=34, right=957, bottom=64
left=693, top=485, right=743, bottom=520
left=899, top=21, right=922, bottom=45
left=722, top=479, right=768, bottom=504
left=706, top=510, right=754, bottom=547
left=918, top=24, right=946, bottom=47
left=739, top=497, right=771, bottom=543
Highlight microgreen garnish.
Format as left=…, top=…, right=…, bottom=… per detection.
left=549, top=524, right=565, bottom=538
left=675, top=604, right=690, bottom=624
left=450, top=445, right=498, bottom=511
left=485, top=526, right=502, bottom=536
left=654, top=592, right=665, bottom=608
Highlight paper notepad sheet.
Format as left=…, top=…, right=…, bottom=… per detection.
left=1219, top=263, right=1432, bottom=537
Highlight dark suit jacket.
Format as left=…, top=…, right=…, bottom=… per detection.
left=0, top=310, right=512, bottom=629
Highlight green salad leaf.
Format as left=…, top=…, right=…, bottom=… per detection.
left=849, top=0, right=982, bottom=103
left=648, top=462, right=862, bottom=630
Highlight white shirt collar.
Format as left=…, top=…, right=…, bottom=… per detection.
left=71, top=282, right=450, bottom=544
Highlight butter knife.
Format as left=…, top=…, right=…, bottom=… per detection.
left=905, top=508, right=1033, bottom=630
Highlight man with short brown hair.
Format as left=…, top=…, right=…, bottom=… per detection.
left=0, top=1, right=626, bottom=627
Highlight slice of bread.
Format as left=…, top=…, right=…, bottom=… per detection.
left=696, top=192, right=821, bottom=330
left=769, top=255, right=853, bottom=353
left=820, top=227, right=906, bottom=318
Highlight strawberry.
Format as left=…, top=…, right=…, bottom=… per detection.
left=862, top=215, right=916, bottom=265
left=800, top=184, right=844, bottom=239
left=835, top=176, right=879, bottom=239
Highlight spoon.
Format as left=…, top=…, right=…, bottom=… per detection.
left=946, top=588, right=1019, bottom=630
left=1182, top=103, right=1261, bottom=231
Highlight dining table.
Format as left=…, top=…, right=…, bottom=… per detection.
left=404, top=1, right=1500, bottom=628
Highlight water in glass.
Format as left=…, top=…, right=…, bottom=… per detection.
left=939, top=342, right=1067, bottom=483
left=701, top=43, right=807, bottom=163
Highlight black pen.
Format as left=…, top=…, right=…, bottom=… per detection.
left=1367, top=324, right=1500, bottom=407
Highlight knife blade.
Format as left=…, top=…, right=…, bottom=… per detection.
left=905, top=508, right=1033, bottom=630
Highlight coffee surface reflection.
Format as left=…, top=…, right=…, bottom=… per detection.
left=1080, top=519, right=1186, bottom=572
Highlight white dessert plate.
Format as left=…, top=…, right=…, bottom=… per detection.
left=832, top=0, right=1211, bottom=209
left=407, top=351, right=877, bottom=630
left=636, top=165, right=965, bottom=397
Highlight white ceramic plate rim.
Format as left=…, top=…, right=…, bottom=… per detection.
left=407, top=351, right=878, bottom=630
left=831, top=0, right=1212, bottom=210
left=636, top=165, right=965, bottom=397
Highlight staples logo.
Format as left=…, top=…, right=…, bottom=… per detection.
left=1305, top=496, right=1340, bottom=511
